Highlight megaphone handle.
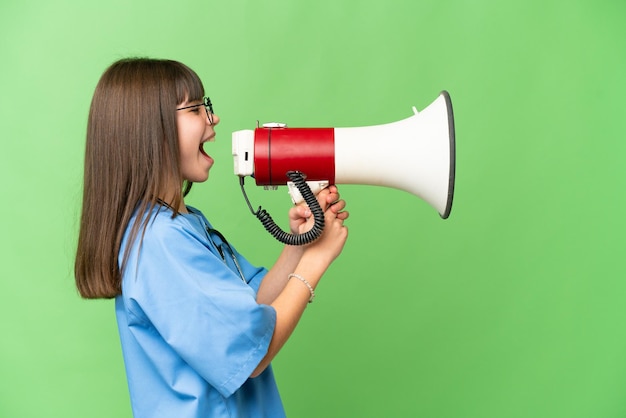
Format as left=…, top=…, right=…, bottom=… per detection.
left=288, top=180, right=330, bottom=205
left=239, top=171, right=325, bottom=246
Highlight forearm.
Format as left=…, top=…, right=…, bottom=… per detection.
left=251, top=251, right=330, bottom=377
left=256, top=244, right=305, bottom=305
left=251, top=186, right=349, bottom=377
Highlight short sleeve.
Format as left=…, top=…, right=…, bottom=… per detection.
left=120, top=214, right=276, bottom=397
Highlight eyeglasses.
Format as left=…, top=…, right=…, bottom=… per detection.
left=176, top=97, right=214, bottom=125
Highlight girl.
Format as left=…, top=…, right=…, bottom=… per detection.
left=75, top=58, right=349, bottom=418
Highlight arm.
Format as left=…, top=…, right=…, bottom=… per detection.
left=254, top=245, right=304, bottom=305
left=251, top=186, right=349, bottom=377
left=255, top=185, right=347, bottom=304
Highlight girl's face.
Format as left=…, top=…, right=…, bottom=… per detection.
left=175, top=98, right=220, bottom=183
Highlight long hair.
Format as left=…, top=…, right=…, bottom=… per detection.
left=75, top=58, right=205, bottom=299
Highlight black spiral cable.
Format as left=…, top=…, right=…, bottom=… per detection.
left=239, top=171, right=325, bottom=245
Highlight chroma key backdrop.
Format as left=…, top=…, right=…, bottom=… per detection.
left=1, top=1, right=625, bottom=417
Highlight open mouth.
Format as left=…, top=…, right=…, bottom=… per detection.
left=199, top=143, right=211, bottom=159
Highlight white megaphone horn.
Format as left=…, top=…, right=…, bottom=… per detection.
left=232, top=91, right=456, bottom=245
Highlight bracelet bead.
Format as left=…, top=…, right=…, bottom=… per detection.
left=288, top=273, right=315, bottom=303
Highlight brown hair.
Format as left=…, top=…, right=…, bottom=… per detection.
left=75, top=58, right=205, bottom=299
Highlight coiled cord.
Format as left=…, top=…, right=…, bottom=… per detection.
left=239, top=171, right=325, bottom=245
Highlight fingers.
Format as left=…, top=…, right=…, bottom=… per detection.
left=298, top=205, right=312, bottom=218
left=323, top=203, right=349, bottom=225
left=314, top=185, right=348, bottom=224
left=316, top=193, right=341, bottom=209
left=327, top=199, right=345, bottom=213
left=315, top=189, right=336, bottom=211
left=292, top=185, right=348, bottom=227
left=288, top=205, right=310, bottom=221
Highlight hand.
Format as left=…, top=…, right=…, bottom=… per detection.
left=288, top=185, right=349, bottom=235
left=253, top=187, right=348, bottom=378
left=288, top=185, right=349, bottom=263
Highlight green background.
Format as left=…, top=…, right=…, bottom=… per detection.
left=1, top=0, right=625, bottom=417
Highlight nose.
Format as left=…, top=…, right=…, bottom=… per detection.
left=209, top=112, right=220, bottom=126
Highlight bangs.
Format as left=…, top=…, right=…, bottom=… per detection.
left=174, top=62, right=205, bottom=105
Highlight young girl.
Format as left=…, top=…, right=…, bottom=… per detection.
left=75, top=58, right=349, bottom=418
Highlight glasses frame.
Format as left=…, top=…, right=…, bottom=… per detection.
left=176, top=97, right=214, bottom=125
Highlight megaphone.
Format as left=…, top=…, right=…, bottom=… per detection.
left=232, top=91, right=456, bottom=245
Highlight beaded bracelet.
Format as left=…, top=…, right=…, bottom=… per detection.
left=288, top=273, right=315, bottom=303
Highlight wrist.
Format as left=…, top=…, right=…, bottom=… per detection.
left=285, top=243, right=306, bottom=255
left=288, top=273, right=315, bottom=303
left=296, top=251, right=330, bottom=283
left=301, top=245, right=334, bottom=267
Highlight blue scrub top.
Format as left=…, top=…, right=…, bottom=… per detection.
left=115, top=205, right=285, bottom=417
